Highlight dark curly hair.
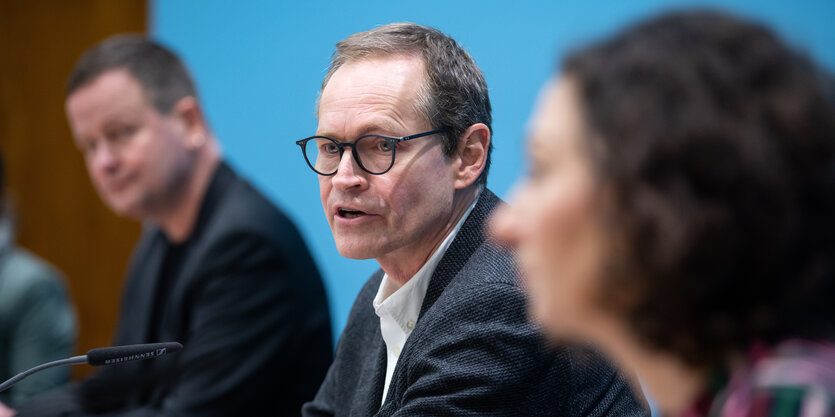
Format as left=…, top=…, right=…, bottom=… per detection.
left=563, top=10, right=835, bottom=369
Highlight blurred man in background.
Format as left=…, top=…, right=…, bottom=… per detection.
left=13, top=36, right=332, bottom=417
left=0, top=153, right=76, bottom=414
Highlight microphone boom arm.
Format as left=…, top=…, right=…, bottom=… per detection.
left=0, top=355, right=87, bottom=393
left=0, top=342, right=182, bottom=394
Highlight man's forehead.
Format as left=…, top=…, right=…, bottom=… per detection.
left=314, top=52, right=426, bottom=119
left=326, top=56, right=422, bottom=93
left=65, top=69, right=154, bottom=135
left=67, top=69, right=154, bottom=115
left=316, top=55, right=428, bottom=136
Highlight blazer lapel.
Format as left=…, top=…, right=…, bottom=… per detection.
left=359, top=271, right=387, bottom=416
left=354, top=336, right=387, bottom=417
left=419, top=189, right=500, bottom=318
left=363, top=190, right=501, bottom=415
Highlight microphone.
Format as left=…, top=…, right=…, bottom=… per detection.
left=86, top=342, right=182, bottom=366
left=0, top=342, right=182, bottom=393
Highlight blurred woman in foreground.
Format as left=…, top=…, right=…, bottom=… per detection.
left=492, top=10, right=835, bottom=417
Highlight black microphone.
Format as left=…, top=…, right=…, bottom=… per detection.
left=86, top=342, right=182, bottom=366
left=0, top=342, right=182, bottom=393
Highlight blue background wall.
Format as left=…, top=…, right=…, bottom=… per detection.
left=151, top=0, right=835, bottom=342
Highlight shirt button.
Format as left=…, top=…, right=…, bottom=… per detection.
left=406, top=320, right=415, bottom=330
left=393, top=345, right=401, bottom=356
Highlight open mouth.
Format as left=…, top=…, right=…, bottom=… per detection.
left=338, top=208, right=366, bottom=219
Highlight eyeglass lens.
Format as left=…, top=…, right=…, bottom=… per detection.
left=303, top=135, right=395, bottom=175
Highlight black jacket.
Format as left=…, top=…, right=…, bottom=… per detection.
left=19, top=162, right=333, bottom=416
left=303, top=189, right=648, bottom=417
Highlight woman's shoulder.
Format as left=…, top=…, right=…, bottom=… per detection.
left=715, top=339, right=835, bottom=417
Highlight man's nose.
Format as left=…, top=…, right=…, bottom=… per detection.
left=90, top=142, right=120, bottom=174
left=331, top=149, right=367, bottom=190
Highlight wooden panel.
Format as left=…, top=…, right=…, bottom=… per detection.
left=0, top=0, right=146, bottom=378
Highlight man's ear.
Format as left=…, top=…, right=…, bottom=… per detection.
left=171, top=96, right=207, bottom=149
left=453, top=123, right=490, bottom=189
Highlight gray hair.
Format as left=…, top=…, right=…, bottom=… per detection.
left=321, top=23, right=493, bottom=186
left=66, top=35, right=197, bottom=115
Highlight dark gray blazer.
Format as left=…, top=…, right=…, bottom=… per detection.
left=303, top=189, right=648, bottom=417
left=18, top=162, right=333, bottom=417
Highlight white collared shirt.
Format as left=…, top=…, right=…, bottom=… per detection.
left=372, top=192, right=480, bottom=406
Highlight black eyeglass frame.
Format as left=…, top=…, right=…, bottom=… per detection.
left=295, top=129, right=446, bottom=176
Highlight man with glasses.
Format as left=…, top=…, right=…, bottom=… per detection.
left=13, top=36, right=333, bottom=417
left=301, top=23, right=648, bottom=416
